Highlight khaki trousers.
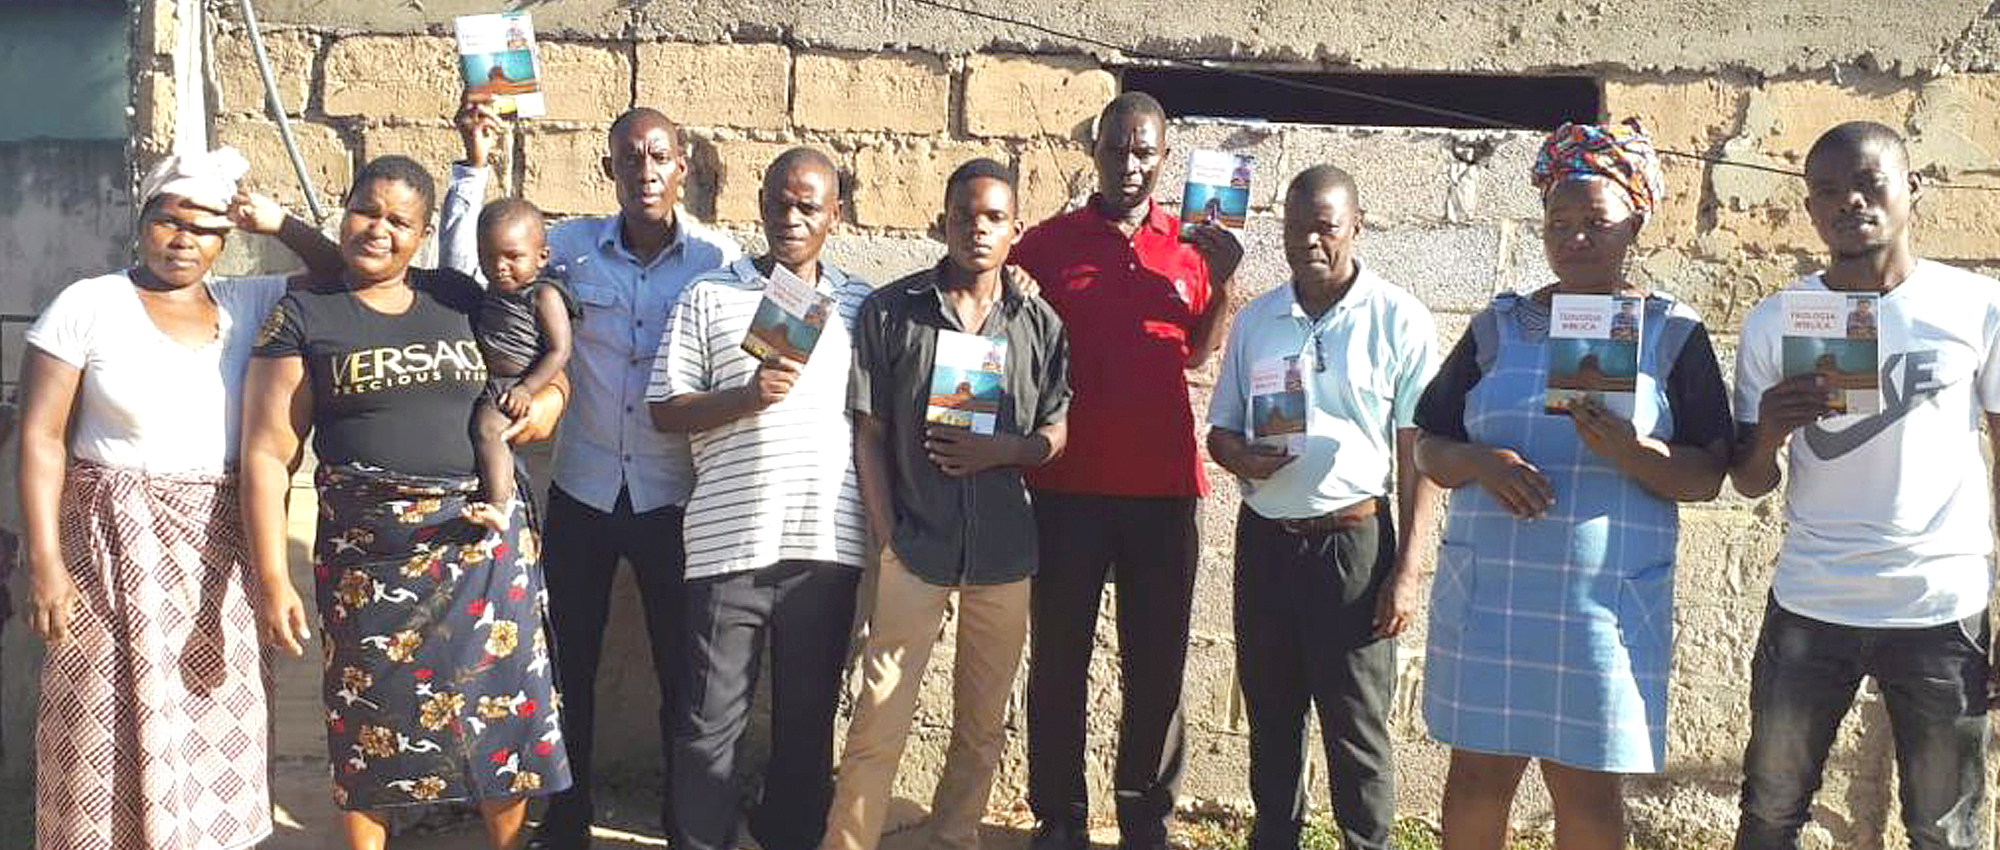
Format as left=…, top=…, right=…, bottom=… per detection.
left=819, top=549, right=1032, bottom=850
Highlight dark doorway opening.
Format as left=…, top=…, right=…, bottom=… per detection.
left=1121, top=67, right=1600, bottom=131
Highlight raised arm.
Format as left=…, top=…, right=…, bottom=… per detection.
left=239, top=354, right=315, bottom=657
left=17, top=350, right=81, bottom=645
left=440, top=93, right=503, bottom=282
left=227, top=191, right=342, bottom=279
left=1183, top=224, right=1242, bottom=370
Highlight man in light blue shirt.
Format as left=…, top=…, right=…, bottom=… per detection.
left=445, top=98, right=740, bottom=850
left=1205, top=165, right=1439, bottom=850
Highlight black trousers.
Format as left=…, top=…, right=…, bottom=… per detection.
left=671, top=560, right=859, bottom=850
left=540, top=486, right=689, bottom=838
left=1027, top=491, right=1199, bottom=843
left=1234, top=502, right=1397, bottom=850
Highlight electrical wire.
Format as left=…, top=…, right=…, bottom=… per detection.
left=909, top=0, right=2000, bottom=192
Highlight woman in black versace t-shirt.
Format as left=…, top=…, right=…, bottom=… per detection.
left=240, top=156, right=571, bottom=850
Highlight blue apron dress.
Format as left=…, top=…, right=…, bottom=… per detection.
left=1422, top=292, right=1696, bottom=773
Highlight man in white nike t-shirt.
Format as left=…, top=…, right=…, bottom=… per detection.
left=1730, top=121, right=2000, bottom=850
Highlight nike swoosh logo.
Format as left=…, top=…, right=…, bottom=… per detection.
left=1799, top=400, right=1919, bottom=460
left=1798, top=350, right=1950, bottom=460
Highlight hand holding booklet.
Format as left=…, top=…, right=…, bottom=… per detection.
left=1781, top=290, right=1880, bottom=415
left=455, top=12, right=545, bottom=118
left=926, top=331, right=1008, bottom=435
left=1545, top=294, right=1642, bottom=418
left=1179, top=150, right=1253, bottom=240
left=741, top=264, right=834, bottom=363
left=1248, top=355, right=1307, bottom=455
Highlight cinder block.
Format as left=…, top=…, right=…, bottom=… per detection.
left=852, top=140, right=1009, bottom=230
left=1916, top=176, right=2000, bottom=261
left=537, top=41, right=633, bottom=123
left=323, top=35, right=459, bottom=120
left=691, top=139, right=798, bottom=226
left=963, top=53, right=1115, bottom=140
left=214, top=27, right=317, bottom=116
left=794, top=50, right=950, bottom=135
left=134, top=70, right=176, bottom=157
left=522, top=125, right=620, bottom=216
left=1604, top=78, right=1746, bottom=247
left=215, top=116, right=354, bottom=213
left=141, top=0, right=176, bottom=56
left=1016, top=142, right=1093, bottom=224
left=635, top=42, right=789, bottom=130
left=1748, top=78, right=1916, bottom=163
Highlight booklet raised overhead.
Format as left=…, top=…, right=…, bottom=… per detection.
left=455, top=12, right=545, bottom=118
left=1180, top=150, right=1253, bottom=240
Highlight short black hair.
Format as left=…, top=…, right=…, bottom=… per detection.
left=610, top=107, right=682, bottom=154
left=1095, top=91, right=1167, bottom=141
left=944, top=157, right=1017, bottom=211
left=1285, top=164, right=1361, bottom=210
left=763, top=146, right=839, bottom=195
left=348, top=155, right=438, bottom=220
left=477, top=197, right=546, bottom=240
left=1806, top=121, right=1910, bottom=172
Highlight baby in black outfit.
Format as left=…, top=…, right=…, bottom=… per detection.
left=465, top=198, right=575, bottom=532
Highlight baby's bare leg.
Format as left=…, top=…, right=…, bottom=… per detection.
left=469, top=398, right=517, bottom=533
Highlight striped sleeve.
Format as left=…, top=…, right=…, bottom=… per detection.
left=650, top=281, right=712, bottom=401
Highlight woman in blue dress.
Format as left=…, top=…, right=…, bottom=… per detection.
left=1412, top=121, right=1734, bottom=850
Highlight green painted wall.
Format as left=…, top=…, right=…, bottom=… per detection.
left=0, top=4, right=129, bottom=142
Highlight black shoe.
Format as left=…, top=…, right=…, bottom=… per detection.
left=1113, top=822, right=1170, bottom=850
left=1031, top=819, right=1090, bottom=850
left=526, top=822, right=592, bottom=850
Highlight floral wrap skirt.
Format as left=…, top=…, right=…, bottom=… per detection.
left=312, top=462, right=572, bottom=810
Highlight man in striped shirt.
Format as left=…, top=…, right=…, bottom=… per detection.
left=648, top=147, right=872, bottom=850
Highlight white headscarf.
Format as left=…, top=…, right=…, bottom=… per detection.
left=139, top=147, right=250, bottom=226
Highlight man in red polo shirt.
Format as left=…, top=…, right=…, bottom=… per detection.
left=1011, top=91, right=1242, bottom=850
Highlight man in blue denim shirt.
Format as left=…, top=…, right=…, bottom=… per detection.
left=447, top=96, right=740, bottom=849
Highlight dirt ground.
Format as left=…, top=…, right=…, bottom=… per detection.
left=261, top=760, right=1123, bottom=850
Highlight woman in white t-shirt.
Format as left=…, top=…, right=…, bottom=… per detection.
left=16, top=149, right=340, bottom=850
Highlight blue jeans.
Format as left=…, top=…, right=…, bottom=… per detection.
left=1734, top=598, right=1991, bottom=850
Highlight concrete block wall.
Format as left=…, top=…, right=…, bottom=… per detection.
left=9, top=2, right=2000, bottom=847
left=203, top=24, right=1113, bottom=233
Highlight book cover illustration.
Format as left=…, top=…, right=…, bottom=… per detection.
left=1248, top=355, right=1307, bottom=455
left=1545, top=294, right=1642, bottom=418
left=1781, top=290, right=1880, bottom=416
left=454, top=12, right=545, bottom=118
left=740, top=264, right=833, bottom=363
left=1179, top=150, right=1253, bottom=239
left=926, top=330, right=1008, bottom=435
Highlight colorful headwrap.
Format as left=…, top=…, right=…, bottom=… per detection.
left=138, top=147, right=250, bottom=228
left=1530, top=118, right=1665, bottom=216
